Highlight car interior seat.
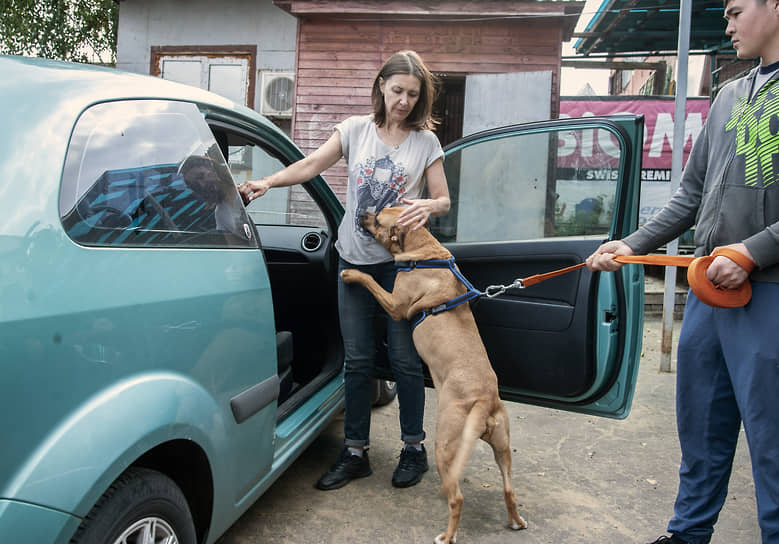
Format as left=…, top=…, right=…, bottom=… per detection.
left=276, top=331, right=294, bottom=404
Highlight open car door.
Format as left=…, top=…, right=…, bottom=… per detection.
left=431, top=115, right=645, bottom=419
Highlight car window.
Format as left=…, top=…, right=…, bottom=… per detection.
left=226, top=139, right=328, bottom=229
left=59, top=100, right=256, bottom=248
left=430, top=126, right=623, bottom=243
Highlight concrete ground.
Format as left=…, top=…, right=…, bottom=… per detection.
left=217, top=312, right=759, bottom=543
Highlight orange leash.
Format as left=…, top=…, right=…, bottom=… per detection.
left=515, top=247, right=754, bottom=308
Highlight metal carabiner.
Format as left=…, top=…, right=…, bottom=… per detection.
left=484, top=279, right=525, bottom=298
left=484, top=285, right=506, bottom=298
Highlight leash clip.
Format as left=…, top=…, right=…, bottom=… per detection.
left=484, top=279, right=524, bottom=298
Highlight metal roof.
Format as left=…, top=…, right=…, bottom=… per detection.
left=573, top=0, right=733, bottom=56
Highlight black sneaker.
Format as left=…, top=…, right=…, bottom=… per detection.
left=315, top=447, right=372, bottom=490
left=648, top=536, right=690, bottom=544
left=391, top=444, right=429, bottom=488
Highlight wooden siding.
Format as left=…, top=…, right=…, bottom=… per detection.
left=293, top=18, right=564, bottom=200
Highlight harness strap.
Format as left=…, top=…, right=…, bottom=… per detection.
left=396, top=257, right=482, bottom=330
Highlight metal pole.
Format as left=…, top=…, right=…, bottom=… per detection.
left=660, top=0, right=691, bottom=373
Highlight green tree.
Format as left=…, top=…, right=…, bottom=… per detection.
left=0, top=0, right=118, bottom=64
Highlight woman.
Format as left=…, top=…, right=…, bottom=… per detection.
left=239, top=50, right=450, bottom=491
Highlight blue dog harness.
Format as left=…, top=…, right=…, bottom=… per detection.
left=395, top=257, right=483, bottom=330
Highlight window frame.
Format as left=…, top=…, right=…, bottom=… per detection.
left=150, top=45, right=257, bottom=108
left=59, top=99, right=258, bottom=250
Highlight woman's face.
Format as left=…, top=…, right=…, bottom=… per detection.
left=379, top=73, right=422, bottom=124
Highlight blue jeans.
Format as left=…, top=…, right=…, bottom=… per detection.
left=338, top=258, right=426, bottom=448
left=668, top=282, right=779, bottom=544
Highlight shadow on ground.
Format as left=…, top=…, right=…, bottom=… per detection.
left=217, top=317, right=758, bottom=544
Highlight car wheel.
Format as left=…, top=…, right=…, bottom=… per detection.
left=71, top=467, right=196, bottom=544
left=373, top=379, right=397, bottom=406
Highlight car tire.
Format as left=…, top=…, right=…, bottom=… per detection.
left=71, top=467, right=196, bottom=544
left=373, top=379, right=397, bottom=406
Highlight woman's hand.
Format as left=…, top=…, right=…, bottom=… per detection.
left=238, top=177, right=273, bottom=204
left=396, top=197, right=441, bottom=231
left=395, top=159, right=450, bottom=231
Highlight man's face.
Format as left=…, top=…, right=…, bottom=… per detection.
left=724, top=0, right=779, bottom=62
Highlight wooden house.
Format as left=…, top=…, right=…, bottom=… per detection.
left=276, top=0, right=584, bottom=196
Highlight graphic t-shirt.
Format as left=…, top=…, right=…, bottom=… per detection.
left=335, top=114, right=444, bottom=265
left=751, top=60, right=779, bottom=100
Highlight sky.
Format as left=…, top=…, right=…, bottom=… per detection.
left=560, top=0, right=611, bottom=95
left=559, top=0, right=709, bottom=96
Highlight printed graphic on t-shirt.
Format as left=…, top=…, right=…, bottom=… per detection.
left=724, top=79, right=779, bottom=188
left=355, top=155, right=407, bottom=237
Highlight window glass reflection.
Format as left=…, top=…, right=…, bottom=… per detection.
left=60, top=100, right=255, bottom=248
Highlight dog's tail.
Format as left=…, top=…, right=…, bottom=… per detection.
left=443, top=401, right=491, bottom=489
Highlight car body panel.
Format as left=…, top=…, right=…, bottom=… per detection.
left=0, top=500, right=80, bottom=544
left=0, top=54, right=344, bottom=544
left=0, top=54, right=646, bottom=544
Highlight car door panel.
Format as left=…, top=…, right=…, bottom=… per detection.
left=430, top=116, right=644, bottom=418
left=452, top=240, right=599, bottom=399
left=210, top=120, right=345, bottom=418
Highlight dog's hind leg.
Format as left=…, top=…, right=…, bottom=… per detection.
left=433, top=405, right=465, bottom=544
left=483, top=405, right=527, bottom=531
left=434, top=401, right=492, bottom=543
left=434, top=471, right=462, bottom=544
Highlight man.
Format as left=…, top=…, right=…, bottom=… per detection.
left=586, top=0, right=779, bottom=542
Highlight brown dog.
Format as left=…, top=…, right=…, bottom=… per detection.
left=341, top=207, right=527, bottom=544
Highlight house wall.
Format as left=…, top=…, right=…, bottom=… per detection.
left=116, top=0, right=298, bottom=110
left=293, top=18, right=563, bottom=199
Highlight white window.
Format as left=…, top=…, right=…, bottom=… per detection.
left=160, top=55, right=249, bottom=106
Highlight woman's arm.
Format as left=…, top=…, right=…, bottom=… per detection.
left=238, top=130, right=343, bottom=203
left=398, top=157, right=450, bottom=230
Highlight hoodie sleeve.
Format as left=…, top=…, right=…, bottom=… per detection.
left=622, top=121, right=708, bottom=254
left=743, top=223, right=779, bottom=269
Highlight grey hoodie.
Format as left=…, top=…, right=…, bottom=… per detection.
left=624, top=68, right=779, bottom=283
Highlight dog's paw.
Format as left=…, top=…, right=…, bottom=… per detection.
left=340, top=269, right=360, bottom=283
left=434, top=532, right=456, bottom=544
left=508, top=514, right=527, bottom=530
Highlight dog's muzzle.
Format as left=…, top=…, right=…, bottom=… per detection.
left=359, top=213, right=377, bottom=229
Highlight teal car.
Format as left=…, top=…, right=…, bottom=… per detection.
left=0, top=55, right=646, bottom=544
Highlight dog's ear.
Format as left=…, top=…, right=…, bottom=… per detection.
left=390, top=225, right=405, bottom=251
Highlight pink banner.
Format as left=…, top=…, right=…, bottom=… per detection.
left=560, top=97, right=710, bottom=174
left=560, top=97, right=710, bottom=226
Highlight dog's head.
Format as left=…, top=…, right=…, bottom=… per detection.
left=359, top=207, right=408, bottom=255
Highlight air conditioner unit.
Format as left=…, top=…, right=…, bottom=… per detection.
left=260, top=72, right=295, bottom=118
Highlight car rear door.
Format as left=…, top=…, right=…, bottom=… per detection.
left=432, top=115, right=645, bottom=419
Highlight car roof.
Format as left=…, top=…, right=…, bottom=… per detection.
left=0, top=55, right=285, bottom=238
left=0, top=54, right=275, bottom=130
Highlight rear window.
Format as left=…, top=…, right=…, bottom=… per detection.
left=59, top=100, right=256, bottom=248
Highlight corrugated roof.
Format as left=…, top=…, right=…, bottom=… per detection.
left=574, top=0, right=733, bottom=56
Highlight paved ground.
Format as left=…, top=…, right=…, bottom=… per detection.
left=217, top=312, right=759, bottom=544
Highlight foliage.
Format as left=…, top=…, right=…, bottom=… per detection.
left=0, top=0, right=118, bottom=64
left=555, top=194, right=612, bottom=236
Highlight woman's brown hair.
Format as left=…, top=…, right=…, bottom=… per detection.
left=371, top=50, right=439, bottom=130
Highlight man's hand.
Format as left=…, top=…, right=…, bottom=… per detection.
left=706, top=243, right=754, bottom=289
left=586, top=240, right=635, bottom=271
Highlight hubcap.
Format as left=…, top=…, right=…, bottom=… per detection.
left=113, top=517, right=178, bottom=544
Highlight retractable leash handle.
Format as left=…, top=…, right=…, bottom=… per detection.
left=613, top=247, right=754, bottom=308
left=500, top=247, right=755, bottom=308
